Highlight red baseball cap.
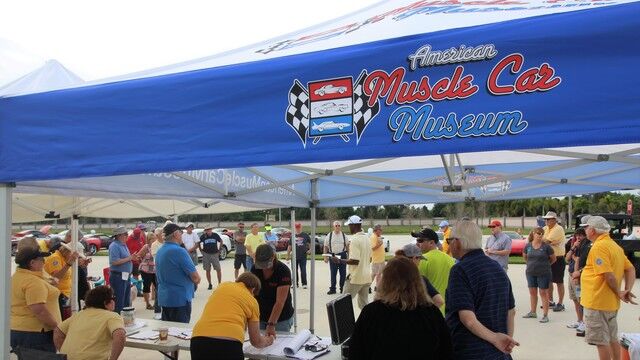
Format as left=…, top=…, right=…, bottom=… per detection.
left=488, top=220, right=502, bottom=228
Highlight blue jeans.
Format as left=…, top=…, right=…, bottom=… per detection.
left=162, top=302, right=192, bottom=323
left=329, top=252, right=347, bottom=292
left=110, top=271, right=130, bottom=314
left=10, top=330, right=55, bottom=353
left=246, top=256, right=254, bottom=271
left=295, top=257, right=308, bottom=286
left=260, top=316, right=294, bottom=332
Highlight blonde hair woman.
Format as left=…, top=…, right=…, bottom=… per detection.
left=348, top=257, right=453, bottom=359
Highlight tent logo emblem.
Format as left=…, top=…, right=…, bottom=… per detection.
left=286, top=70, right=380, bottom=147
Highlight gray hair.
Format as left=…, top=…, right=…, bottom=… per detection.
left=333, top=220, right=341, bottom=227
left=450, top=220, right=482, bottom=250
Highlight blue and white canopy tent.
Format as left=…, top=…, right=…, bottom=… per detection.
left=1, top=0, right=640, bottom=353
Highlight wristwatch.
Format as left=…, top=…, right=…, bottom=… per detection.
left=266, top=322, right=276, bottom=327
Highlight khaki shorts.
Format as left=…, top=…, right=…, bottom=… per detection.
left=584, top=308, right=618, bottom=345
left=371, top=262, right=386, bottom=275
left=567, top=277, right=579, bottom=302
left=202, top=252, right=221, bottom=271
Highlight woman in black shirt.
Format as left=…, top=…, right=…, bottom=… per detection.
left=348, top=257, right=453, bottom=360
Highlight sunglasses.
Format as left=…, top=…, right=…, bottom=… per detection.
left=416, top=238, right=426, bottom=243
left=334, top=225, right=341, bottom=227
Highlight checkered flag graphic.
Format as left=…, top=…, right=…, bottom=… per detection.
left=286, top=80, right=310, bottom=148
left=353, top=70, right=380, bottom=144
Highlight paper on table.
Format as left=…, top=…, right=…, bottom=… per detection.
left=243, top=330, right=331, bottom=360
left=128, top=330, right=159, bottom=340
left=283, top=329, right=312, bottom=356
left=168, top=327, right=192, bottom=339
left=125, top=319, right=146, bottom=335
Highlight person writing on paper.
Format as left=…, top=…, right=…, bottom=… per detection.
left=54, top=286, right=125, bottom=360
left=251, top=244, right=295, bottom=336
left=191, top=273, right=274, bottom=359
left=349, top=257, right=453, bottom=359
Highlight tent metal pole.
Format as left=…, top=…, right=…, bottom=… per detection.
left=71, top=213, right=79, bottom=313
left=568, top=196, right=573, bottom=229
left=290, top=209, right=297, bottom=333
left=310, top=179, right=318, bottom=334
left=1, top=183, right=14, bottom=359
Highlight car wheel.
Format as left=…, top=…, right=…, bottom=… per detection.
left=318, top=90, right=325, bottom=96
left=385, top=241, right=390, bottom=253
left=11, top=245, right=17, bottom=256
left=338, top=88, right=345, bottom=94
left=219, top=246, right=228, bottom=261
left=88, top=244, right=98, bottom=255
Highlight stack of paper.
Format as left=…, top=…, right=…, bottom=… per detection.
left=168, top=327, right=193, bottom=340
left=128, top=330, right=159, bottom=340
left=243, top=330, right=331, bottom=360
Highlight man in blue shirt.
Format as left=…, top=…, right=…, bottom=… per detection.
left=446, top=220, right=518, bottom=359
left=156, top=223, right=201, bottom=323
left=109, top=226, right=137, bottom=314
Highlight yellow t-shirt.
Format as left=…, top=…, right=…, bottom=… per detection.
left=192, top=282, right=260, bottom=342
left=44, top=251, right=72, bottom=297
left=245, top=233, right=265, bottom=257
left=442, top=228, right=452, bottom=256
left=543, top=224, right=566, bottom=256
left=59, top=307, right=125, bottom=360
left=580, top=234, right=633, bottom=311
left=370, top=234, right=385, bottom=264
left=11, top=268, right=62, bottom=332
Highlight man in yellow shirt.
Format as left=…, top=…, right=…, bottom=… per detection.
left=439, top=221, right=452, bottom=256
left=245, top=223, right=265, bottom=271
left=370, top=224, right=386, bottom=293
left=580, top=216, right=636, bottom=360
left=542, top=211, right=567, bottom=312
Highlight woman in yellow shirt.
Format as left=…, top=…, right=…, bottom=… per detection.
left=53, top=286, right=126, bottom=360
left=191, top=272, right=274, bottom=359
left=11, top=245, right=62, bottom=353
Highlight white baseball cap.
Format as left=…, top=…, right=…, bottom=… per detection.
left=344, top=215, right=362, bottom=226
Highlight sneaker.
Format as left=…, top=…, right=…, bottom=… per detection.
left=208, top=284, right=213, bottom=290
left=153, top=313, right=162, bottom=320
left=567, top=322, right=580, bottom=329
left=553, top=303, right=566, bottom=312
left=327, top=290, right=336, bottom=295
left=522, top=312, right=537, bottom=318
left=539, top=316, right=549, bottom=323
left=541, top=301, right=556, bottom=309
left=302, top=285, right=308, bottom=289
left=576, top=322, right=586, bottom=332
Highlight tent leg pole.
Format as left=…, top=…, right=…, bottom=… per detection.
left=71, top=213, right=79, bottom=313
left=310, top=179, right=318, bottom=334
left=290, top=209, right=297, bottom=333
left=1, top=183, right=14, bottom=357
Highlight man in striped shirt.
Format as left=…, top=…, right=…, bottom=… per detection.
left=445, top=220, right=518, bottom=359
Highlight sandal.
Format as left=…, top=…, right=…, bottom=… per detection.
left=522, top=312, right=537, bottom=318
left=146, top=304, right=154, bottom=310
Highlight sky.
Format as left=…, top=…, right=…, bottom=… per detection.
left=0, top=0, right=378, bottom=81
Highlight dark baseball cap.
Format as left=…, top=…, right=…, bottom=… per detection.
left=254, top=244, right=275, bottom=269
left=15, top=247, right=51, bottom=266
left=410, top=228, right=439, bottom=243
left=163, top=223, right=184, bottom=237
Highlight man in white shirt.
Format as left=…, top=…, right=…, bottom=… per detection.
left=323, top=221, right=349, bottom=295
left=331, top=215, right=371, bottom=309
left=181, top=222, right=200, bottom=266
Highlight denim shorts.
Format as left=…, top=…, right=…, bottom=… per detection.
left=526, top=274, right=551, bottom=289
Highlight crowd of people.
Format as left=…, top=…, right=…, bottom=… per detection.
left=9, top=212, right=638, bottom=360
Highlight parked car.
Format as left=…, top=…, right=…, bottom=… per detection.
left=81, top=233, right=113, bottom=255
left=503, top=231, right=527, bottom=256
left=213, top=228, right=234, bottom=240
left=11, top=230, right=48, bottom=256
left=272, top=227, right=324, bottom=254
left=193, top=229, right=233, bottom=260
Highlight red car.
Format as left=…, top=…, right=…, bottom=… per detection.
left=504, top=231, right=527, bottom=255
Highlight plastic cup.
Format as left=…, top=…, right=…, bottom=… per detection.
left=159, top=327, right=169, bottom=341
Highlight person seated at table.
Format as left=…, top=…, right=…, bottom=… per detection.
left=53, top=286, right=125, bottom=360
left=395, top=244, right=445, bottom=308
left=11, top=243, right=61, bottom=353
left=348, top=257, right=453, bottom=360
left=191, top=273, right=275, bottom=360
